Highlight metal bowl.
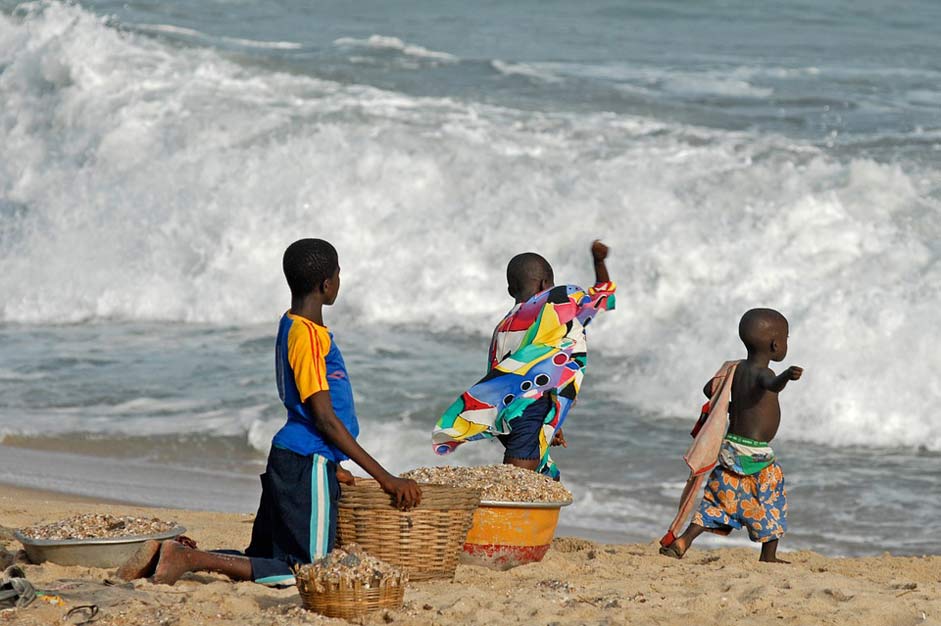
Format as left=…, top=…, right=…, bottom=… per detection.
left=14, top=526, right=186, bottom=568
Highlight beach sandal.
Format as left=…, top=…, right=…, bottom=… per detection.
left=65, top=604, right=100, bottom=625
left=0, top=565, right=36, bottom=608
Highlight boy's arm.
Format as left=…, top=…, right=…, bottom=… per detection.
left=591, top=240, right=610, bottom=284
left=306, top=391, right=422, bottom=509
left=759, top=366, right=803, bottom=393
left=567, top=240, right=615, bottom=327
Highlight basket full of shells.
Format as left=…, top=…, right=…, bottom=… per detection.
left=336, top=478, right=480, bottom=581
left=402, top=465, right=573, bottom=570
left=294, top=544, right=405, bottom=619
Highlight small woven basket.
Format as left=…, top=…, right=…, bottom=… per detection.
left=294, top=567, right=406, bottom=619
left=337, top=479, right=481, bottom=581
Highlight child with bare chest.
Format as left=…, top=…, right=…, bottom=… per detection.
left=663, top=308, right=803, bottom=563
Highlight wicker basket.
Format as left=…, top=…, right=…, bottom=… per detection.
left=295, top=568, right=406, bottom=619
left=337, top=479, right=481, bottom=581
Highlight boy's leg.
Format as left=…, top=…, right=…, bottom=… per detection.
left=244, top=464, right=275, bottom=558
left=260, top=449, right=339, bottom=578
left=151, top=449, right=340, bottom=587
left=662, top=467, right=737, bottom=560
left=498, top=396, right=551, bottom=472
left=246, top=453, right=339, bottom=585
left=754, top=462, right=788, bottom=563
left=153, top=542, right=252, bottom=585
left=257, top=447, right=334, bottom=563
left=660, top=523, right=706, bottom=559
left=759, top=539, right=788, bottom=563
left=116, top=540, right=162, bottom=580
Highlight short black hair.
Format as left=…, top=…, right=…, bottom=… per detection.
left=282, top=239, right=339, bottom=298
left=739, top=308, right=787, bottom=351
left=506, top=252, right=554, bottom=300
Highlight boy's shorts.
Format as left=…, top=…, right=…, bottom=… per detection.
left=244, top=446, right=339, bottom=585
left=693, top=462, right=787, bottom=543
left=498, top=395, right=552, bottom=462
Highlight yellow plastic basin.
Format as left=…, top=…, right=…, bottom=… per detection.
left=461, top=499, right=572, bottom=570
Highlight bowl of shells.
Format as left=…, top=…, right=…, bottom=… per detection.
left=15, top=514, right=185, bottom=568
left=402, top=465, right=573, bottom=570
left=293, top=544, right=406, bottom=619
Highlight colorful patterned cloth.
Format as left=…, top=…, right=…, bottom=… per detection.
left=717, top=433, right=776, bottom=476
left=693, top=459, right=788, bottom=543
left=432, top=282, right=616, bottom=478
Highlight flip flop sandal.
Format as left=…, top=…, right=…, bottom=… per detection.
left=0, top=573, right=36, bottom=609
left=66, top=604, right=100, bottom=625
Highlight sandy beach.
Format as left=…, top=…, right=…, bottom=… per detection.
left=2, top=483, right=938, bottom=626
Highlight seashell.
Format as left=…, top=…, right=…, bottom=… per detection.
left=400, top=465, right=572, bottom=503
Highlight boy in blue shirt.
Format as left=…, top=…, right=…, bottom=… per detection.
left=124, top=238, right=421, bottom=585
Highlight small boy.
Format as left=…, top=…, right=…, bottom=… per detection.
left=120, top=239, right=421, bottom=585
left=432, top=241, right=616, bottom=479
left=662, top=308, right=802, bottom=563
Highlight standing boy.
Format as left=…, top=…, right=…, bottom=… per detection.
left=121, top=239, right=421, bottom=585
left=432, top=241, right=616, bottom=479
left=661, top=308, right=802, bottom=563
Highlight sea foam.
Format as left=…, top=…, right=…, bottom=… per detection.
left=1, top=2, right=940, bottom=452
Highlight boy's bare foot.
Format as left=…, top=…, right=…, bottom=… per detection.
left=660, top=523, right=704, bottom=560
left=759, top=539, right=787, bottom=563
left=116, top=540, right=161, bottom=581
left=759, top=556, right=790, bottom=564
left=152, top=540, right=193, bottom=586
left=659, top=537, right=688, bottom=559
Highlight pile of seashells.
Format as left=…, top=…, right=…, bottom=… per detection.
left=402, top=464, right=572, bottom=503
left=295, top=544, right=405, bottom=593
left=20, top=514, right=175, bottom=541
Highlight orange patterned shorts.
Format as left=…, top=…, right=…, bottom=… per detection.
left=693, top=462, right=787, bottom=542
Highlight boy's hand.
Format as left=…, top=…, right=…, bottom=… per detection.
left=336, top=466, right=356, bottom=486
left=591, top=240, right=609, bottom=263
left=381, top=476, right=423, bottom=510
left=551, top=429, right=567, bottom=447
left=785, top=366, right=803, bottom=381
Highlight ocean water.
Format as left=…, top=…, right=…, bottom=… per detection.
left=1, top=0, right=940, bottom=556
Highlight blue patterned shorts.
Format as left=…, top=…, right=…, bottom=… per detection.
left=693, top=462, right=787, bottom=543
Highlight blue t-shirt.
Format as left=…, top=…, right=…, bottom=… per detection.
left=271, top=312, right=359, bottom=461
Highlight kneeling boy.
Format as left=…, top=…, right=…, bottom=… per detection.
left=122, top=239, right=421, bottom=585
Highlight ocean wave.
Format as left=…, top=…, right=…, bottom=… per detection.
left=333, top=34, right=457, bottom=62
left=131, top=22, right=304, bottom=50
left=491, top=60, right=562, bottom=83
left=1, top=1, right=940, bottom=452
left=538, top=62, right=775, bottom=98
